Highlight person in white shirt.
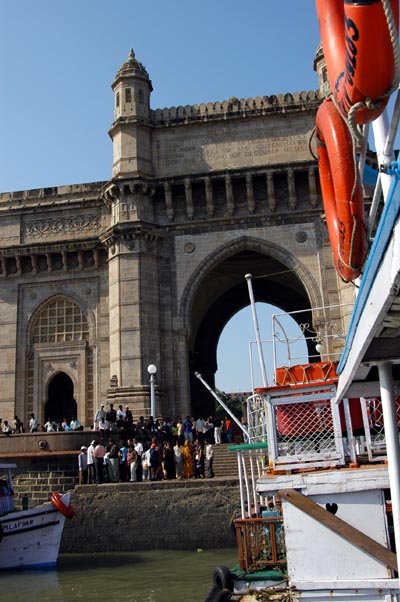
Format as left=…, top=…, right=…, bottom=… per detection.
left=70, top=417, right=81, bottom=431
left=116, top=405, right=126, bottom=422
left=134, top=438, right=144, bottom=481
left=2, top=420, right=13, bottom=435
left=87, top=440, right=96, bottom=484
left=29, top=413, right=39, bottom=433
left=44, top=419, right=55, bottom=432
left=195, top=417, right=206, bottom=444
left=174, top=442, right=183, bottom=479
left=93, top=404, right=106, bottom=430
left=205, top=440, right=215, bottom=478
left=97, top=417, right=110, bottom=438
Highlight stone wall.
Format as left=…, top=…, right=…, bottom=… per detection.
left=7, top=454, right=79, bottom=508
left=61, top=480, right=239, bottom=553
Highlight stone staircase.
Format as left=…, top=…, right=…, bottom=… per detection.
left=212, top=443, right=238, bottom=478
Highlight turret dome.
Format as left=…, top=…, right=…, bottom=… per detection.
left=113, top=49, right=153, bottom=91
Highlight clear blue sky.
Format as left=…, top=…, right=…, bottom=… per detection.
left=0, top=1, right=322, bottom=392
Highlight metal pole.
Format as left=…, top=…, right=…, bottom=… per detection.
left=245, top=274, right=268, bottom=387
left=237, top=451, right=245, bottom=519
left=343, top=398, right=357, bottom=464
left=377, top=362, right=400, bottom=567
left=150, top=374, right=155, bottom=418
left=241, top=452, right=251, bottom=517
left=194, top=372, right=249, bottom=438
left=249, top=452, right=259, bottom=516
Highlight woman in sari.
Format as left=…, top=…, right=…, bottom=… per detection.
left=181, top=440, right=194, bottom=478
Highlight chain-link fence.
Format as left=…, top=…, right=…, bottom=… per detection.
left=259, top=384, right=344, bottom=470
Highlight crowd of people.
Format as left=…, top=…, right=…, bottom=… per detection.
left=0, top=413, right=85, bottom=434
left=75, top=409, right=238, bottom=484
left=0, top=405, right=237, bottom=486
left=0, top=404, right=235, bottom=443
left=78, top=427, right=217, bottom=485
left=0, top=416, right=24, bottom=435
left=90, top=406, right=234, bottom=446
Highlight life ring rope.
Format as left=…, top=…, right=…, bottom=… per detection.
left=50, top=492, right=75, bottom=519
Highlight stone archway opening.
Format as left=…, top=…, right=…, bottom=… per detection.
left=44, top=372, right=77, bottom=424
left=189, top=249, right=314, bottom=417
left=216, top=301, right=309, bottom=394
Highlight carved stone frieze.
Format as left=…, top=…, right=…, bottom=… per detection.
left=21, top=213, right=102, bottom=240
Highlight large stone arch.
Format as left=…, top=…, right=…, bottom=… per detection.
left=179, top=235, right=324, bottom=416
left=26, top=294, right=96, bottom=427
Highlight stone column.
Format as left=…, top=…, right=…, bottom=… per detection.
left=104, top=225, right=163, bottom=417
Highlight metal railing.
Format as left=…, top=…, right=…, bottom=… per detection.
left=234, top=515, right=286, bottom=572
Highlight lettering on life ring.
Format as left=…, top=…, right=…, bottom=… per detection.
left=316, top=0, right=399, bottom=123
left=50, top=492, right=75, bottom=519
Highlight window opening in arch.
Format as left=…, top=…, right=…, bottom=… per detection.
left=32, top=298, right=89, bottom=344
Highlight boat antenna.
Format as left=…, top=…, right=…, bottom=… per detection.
left=245, top=274, right=268, bottom=387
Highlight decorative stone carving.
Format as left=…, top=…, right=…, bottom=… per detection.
left=184, top=242, right=195, bottom=254
left=295, top=231, right=308, bottom=243
left=21, top=213, right=102, bottom=240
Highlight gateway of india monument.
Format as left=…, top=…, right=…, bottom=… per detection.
left=0, top=48, right=354, bottom=428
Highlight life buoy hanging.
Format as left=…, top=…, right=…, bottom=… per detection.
left=50, top=492, right=75, bottom=519
left=316, top=0, right=399, bottom=124
left=316, top=98, right=367, bottom=281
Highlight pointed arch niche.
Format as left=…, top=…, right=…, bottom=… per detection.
left=26, top=296, right=94, bottom=427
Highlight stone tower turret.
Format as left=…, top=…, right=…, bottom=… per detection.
left=109, top=49, right=153, bottom=179
left=313, top=42, right=331, bottom=99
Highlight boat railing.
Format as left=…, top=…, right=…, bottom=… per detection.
left=234, top=515, right=286, bottom=572
left=354, top=395, right=400, bottom=462
left=252, top=382, right=345, bottom=471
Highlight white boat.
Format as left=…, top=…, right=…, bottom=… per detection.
left=0, top=463, right=74, bottom=570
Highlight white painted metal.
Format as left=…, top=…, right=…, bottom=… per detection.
left=343, top=398, right=357, bottom=463
left=372, top=109, right=394, bottom=201
left=194, top=371, right=249, bottom=438
left=282, top=489, right=390, bottom=582
left=262, top=383, right=345, bottom=470
left=336, top=218, right=400, bottom=401
left=241, top=452, right=252, bottom=518
left=248, top=453, right=259, bottom=515
left=237, top=452, right=245, bottom=519
left=378, top=362, right=400, bottom=574
left=245, top=273, right=268, bottom=387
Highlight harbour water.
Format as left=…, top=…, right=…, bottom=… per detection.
left=0, top=549, right=237, bottom=602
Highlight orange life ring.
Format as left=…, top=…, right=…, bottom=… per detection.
left=50, top=492, right=75, bottom=519
left=316, top=98, right=367, bottom=281
left=316, top=0, right=399, bottom=124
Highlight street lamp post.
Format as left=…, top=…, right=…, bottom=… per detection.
left=147, top=364, right=157, bottom=418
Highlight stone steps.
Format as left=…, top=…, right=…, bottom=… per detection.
left=212, top=443, right=241, bottom=478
